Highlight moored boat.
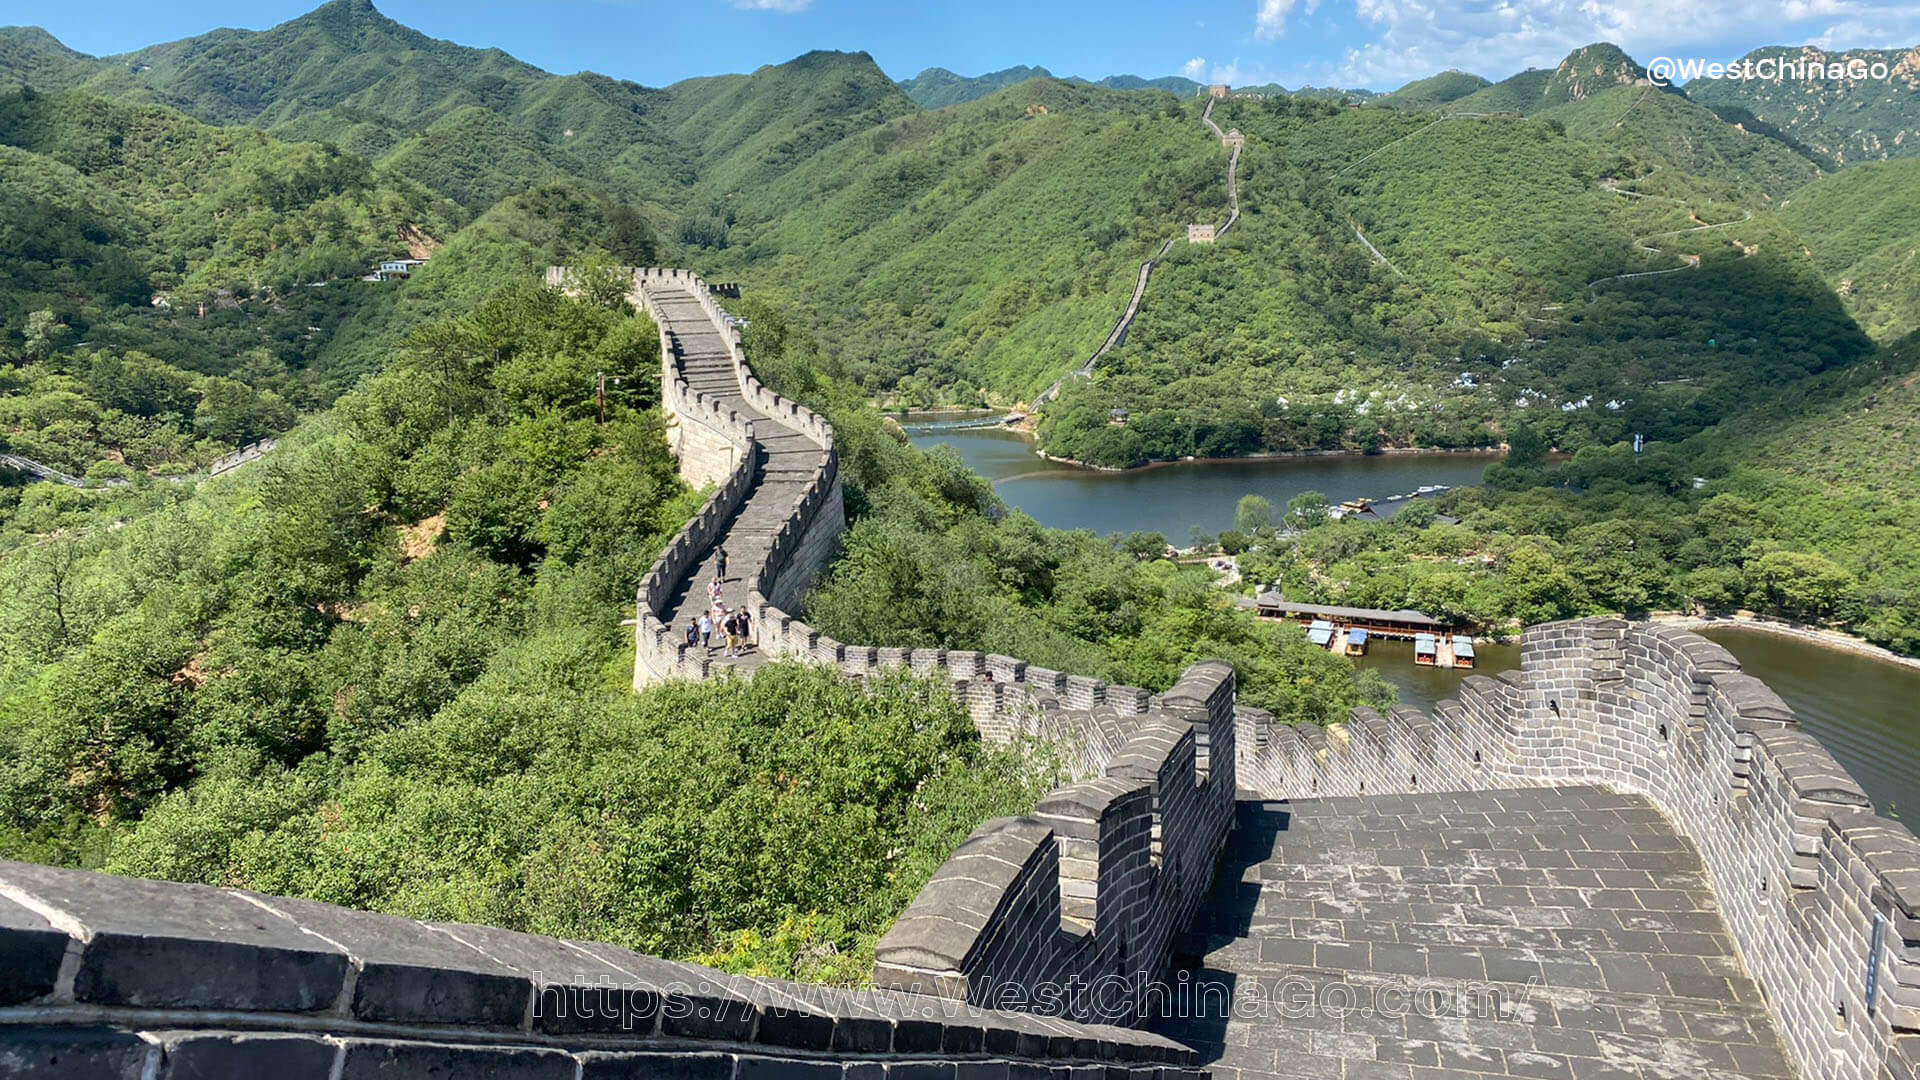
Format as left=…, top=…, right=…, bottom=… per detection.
left=1452, top=636, right=1476, bottom=668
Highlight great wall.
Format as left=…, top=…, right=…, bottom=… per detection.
left=1033, top=95, right=1242, bottom=409
left=3, top=264, right=1920, bottom=1080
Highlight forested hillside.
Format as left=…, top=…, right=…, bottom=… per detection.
left=1031, top=89, right=1864, bottom=466
left=1776, top=157, right=1920, bottom=341
left=8, top=4, right=1905, bottom=475
left=1377, top=71, right=1490, bottom=109
left=898, top=65, right=1204, bottom=109
left=2, top=0, right=1919, bottom=986
left=0, top=87, right=455, bottom=475
left=1685, top=45, right=1920, bottom=167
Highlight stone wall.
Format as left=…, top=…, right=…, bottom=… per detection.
left=0, top=859, right=1201, bottom=1079
left=1225, top=617, right=1920, bottom=1080
left=871, top=664, right=1239, bottom=1026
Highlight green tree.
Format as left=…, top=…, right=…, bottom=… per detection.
left=1504, top=423, right=1548, bottom=469
left=1236, top=494, right=1278, bottom=534
left=562, top=257, right=636, bottom=312
left=1747, top=550, right=1859, bottom=622
left=1284, top=491, right=1329, bottom=530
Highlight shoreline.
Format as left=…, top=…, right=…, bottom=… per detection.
left=1031, top=444, right=1505, bottom=475
left=1649, top=611, right=1920, bottom=673
left=898, top=411, right=1507, bottom=474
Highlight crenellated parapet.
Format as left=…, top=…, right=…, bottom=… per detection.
left=1227, top=617, right=1920, bottom=1080
left=0, top=858, right=1200, bottom=1079
left=871, top=664, right=1238, bottom=1025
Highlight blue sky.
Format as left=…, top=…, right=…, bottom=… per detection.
left=15, top=0, right=1920, bottom=91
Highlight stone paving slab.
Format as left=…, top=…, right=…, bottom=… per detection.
left=1149, top=787, right=1798, bottom=1080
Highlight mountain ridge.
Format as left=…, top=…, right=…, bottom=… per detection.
left=1684, top=44, right=1920, bottom=167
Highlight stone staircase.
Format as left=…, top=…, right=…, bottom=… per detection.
left=642, top=284, right=833, bottom=675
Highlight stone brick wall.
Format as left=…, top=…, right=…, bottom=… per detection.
left=1225, top=617, right=1920, bottom=1080
left=0, top=859, right=1201, bottom=1079
left=872, top=665, right=1239, bottom=1026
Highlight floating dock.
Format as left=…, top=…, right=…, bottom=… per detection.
left=1255, top=593, right=1449, bottom=640
left=1416, top=632, right=1475, bottom=668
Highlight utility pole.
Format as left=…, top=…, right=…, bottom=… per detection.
left=596, top=372, right=622, bottom=423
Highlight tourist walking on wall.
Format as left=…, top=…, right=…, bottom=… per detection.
left=738, top=607, right=752, bottom=652
left=716, top=546, right=729, bottom=580
left=723, top=610, right=741, bottom=657
left=685, top=620, right=698, bottom=649
left=698, top=611, right=713, bottom=649
left=708, top=576, right=723, bottom=606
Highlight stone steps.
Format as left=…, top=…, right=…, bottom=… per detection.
left=648, top=282, right=826, bottom=672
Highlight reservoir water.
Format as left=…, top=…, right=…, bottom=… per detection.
left=910, top=423, right=1920, bottom=817
left=904, top=422, right=1497, bottom=538
left=1697, top=628, right=1920, bottom=820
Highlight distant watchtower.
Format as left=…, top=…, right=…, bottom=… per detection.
left=1208, top=84, right=1231, bottom=99
left=1222, top=128, right=1245, bottom=149
left=1187, top=223, right=1217, bottom=244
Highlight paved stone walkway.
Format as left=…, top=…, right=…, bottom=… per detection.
left=1152, top=787, right=1797, bottom=1080
left=649, top=285, right=827, bottom=674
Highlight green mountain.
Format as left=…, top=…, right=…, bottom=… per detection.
left=0, top=26, right=96, bottom=90
left=0, top=0, right=690, bottom=211
left=899, top=65, right=1056, bottom=108
left=1094, top=74, right=1203, bottom=94
left=1450, top=68, right=1552, bottom=113
left=1777, top=157, right=1920, bottom=340
left=76, top=0, right=550, bottom=127
left=1541, top=83, right=1822, bottom=202
left=0, top=9, right=1909, bottom=479
left=1020, top=91, right=1865, bottom=466
left=662, top=42, right=1863, bottom=466
left=699, top=76, right=1217, bottom=396
left=1378, top=70, right=1490, bottom=109
left=1449, top=44, right=1650, bottom=115
left=659, top=50, right=914, bottom=195
left=0, top=75, right=658, bottom=477
left=897, top=64, right=1202, bottom=109
left=1685, top=46, right=1920, bottom=167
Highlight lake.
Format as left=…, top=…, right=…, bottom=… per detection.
left=904, top=423, right=1497, bottom=538
left=909, top=423, right=1920, bottom=817
left=1698, top=628, right=1920, bottom=820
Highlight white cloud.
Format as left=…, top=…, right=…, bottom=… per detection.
left=1317, top=0, right=1920, bottom=89
left=731, top=0, right=811, bottom=11
left=1256, top=0, right=1298, bottom=39
left=1183, top=55, right=1210, bottom=79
